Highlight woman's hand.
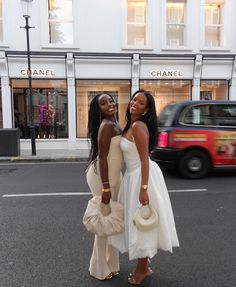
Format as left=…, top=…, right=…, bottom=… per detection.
left=139, top=189, right=149, bottom=205
left=101, top=191, right=111, bottom=204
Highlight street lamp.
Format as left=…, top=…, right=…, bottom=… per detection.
left=20, top=0, right=36, bottom=155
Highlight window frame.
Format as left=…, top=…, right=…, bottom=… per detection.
left=162, top=0, right=192, bottom=51
left=41, top=0, right=78, bottom=49
left=122, top=0, right=153, bottom=50
left=0, top=0, right=9, bottom=47
left=200, top=0, right=231, bottom=51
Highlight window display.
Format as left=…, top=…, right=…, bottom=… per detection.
left=12, top=79, right=68, bottom=139
left=76, top=80, right=131, bottom=137
left=200, top=80, right=228, bottom=100
left=140, top=80, right=191, bottom=114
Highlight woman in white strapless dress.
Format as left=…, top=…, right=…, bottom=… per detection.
left=85, top=93, right=123, bottom=280
left=110, top=90, right=179, bottom=285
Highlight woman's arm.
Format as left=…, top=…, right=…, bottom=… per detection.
left=98, top=122, right=114, bottom=204
left=132, top=121, right=150, bottom=205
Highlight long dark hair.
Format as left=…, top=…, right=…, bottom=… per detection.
left=122, top=89, right=158, bottom=152
left=87, top=93, right=115, bottom=163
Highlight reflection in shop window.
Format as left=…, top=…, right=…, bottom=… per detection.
left=12, top=79, right=68, bottom=139
left=48, top=0, right=73, bottom=44
left=166, top=0, right=186, bottom=47
left=76, top=80, right=131, bottom=138
left=140, top=80, right=191, bottom=114
left=204, top=0, right=224, bottom=47
left=127, top=0, right=148, bottom=46
left=200, top=80, right=228, bottom=100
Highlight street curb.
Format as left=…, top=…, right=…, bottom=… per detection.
left=0, top=156, right=89, bottom=163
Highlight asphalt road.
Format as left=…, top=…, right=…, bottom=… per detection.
left=0, top=162, right=235, bottom=287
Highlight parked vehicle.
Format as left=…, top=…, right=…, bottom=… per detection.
left=151, top=101, right=236, bottom=178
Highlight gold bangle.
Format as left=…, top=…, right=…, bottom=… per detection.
left=102, top=188, right=110, bottom=193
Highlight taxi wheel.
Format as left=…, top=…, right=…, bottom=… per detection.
left=178, top=150, right=211, bottom=179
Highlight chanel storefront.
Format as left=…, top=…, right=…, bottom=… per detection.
left=0, top=52, right=236, bottom=151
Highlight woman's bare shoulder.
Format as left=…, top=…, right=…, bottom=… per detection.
left=131, top=121, right=148, bottom=132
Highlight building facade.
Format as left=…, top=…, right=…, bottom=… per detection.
left=0, top=0, right=236, bottom=151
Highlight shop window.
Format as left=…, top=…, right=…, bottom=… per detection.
left=140, top=80, right=191, bottom=114
left=200, top=80, right=228, bottom=100
left=76, top=80, right=131, bottom=138
left=204, top=0, right=224, bottom=47
left=126, top=0, right=148, bottom=47
left=0, top=0, right=3, bottom=42
left=12, top=79, right=68, bottom=139
left=48, top=0, right=73, bottom=44
left=166, top=0, right=186, bottom=47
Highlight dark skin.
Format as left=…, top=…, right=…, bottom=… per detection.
left=123, top=93, right=150, bottom=205
left=97, top=94, right=121, bottom=204
left=124, top=92, right=152, bottom=285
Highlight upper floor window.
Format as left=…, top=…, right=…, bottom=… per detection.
left=166, top=0, right=186, bottom=47
left=126, top=0, right=148, bottom=46
left=48, top=0, right=73, bottom=44
left=204, top=0, right=224, bottom=47
left=0, top=0, right=3, bottom=42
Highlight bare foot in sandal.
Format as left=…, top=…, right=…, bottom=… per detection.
left=128, top=267, right=153, bottom=285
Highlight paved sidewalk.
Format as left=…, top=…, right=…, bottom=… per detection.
left=0, top=149, right=89, bottom=163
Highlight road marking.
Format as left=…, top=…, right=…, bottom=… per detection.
left=2, top=192, right=91, bottom=197
left=0, top=161, right=87, bottom=166
left=2, top=189, right=208, bottom=198
left=169, top=188, right=208, bottom=193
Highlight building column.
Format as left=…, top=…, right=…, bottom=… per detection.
left=0, top=52, right=12, bottom=128
left=131, top=53, right=140, bottom=95
left=66, top=52, right=77, bottom=149
left=192, top=54, right=202, bottom=101
left=229, top=57, right=236, bottom=100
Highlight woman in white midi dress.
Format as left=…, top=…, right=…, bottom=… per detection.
left=110, top=90, right=179, bottom=285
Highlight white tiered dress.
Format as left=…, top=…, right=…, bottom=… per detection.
left=110, top=137, right=179, bottom=260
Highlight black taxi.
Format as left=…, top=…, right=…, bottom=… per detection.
left=151, top=101, right=236, bottom=178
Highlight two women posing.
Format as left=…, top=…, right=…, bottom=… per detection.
left=85, top=90, right=179, bottom=285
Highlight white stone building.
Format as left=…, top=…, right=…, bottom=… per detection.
left=0, top=0, right=236, bottom=151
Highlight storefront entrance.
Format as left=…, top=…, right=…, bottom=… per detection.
left=200, top=80, right=229, bottom=100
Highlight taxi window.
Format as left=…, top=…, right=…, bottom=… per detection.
left=214, top=105, right=236, bottom=126
left=180, top=104, right=214, bottom=125
left=158, top=104, right=175, bottom=127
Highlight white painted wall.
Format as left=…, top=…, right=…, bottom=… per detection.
left=2, top=0, right=236, bottom=54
